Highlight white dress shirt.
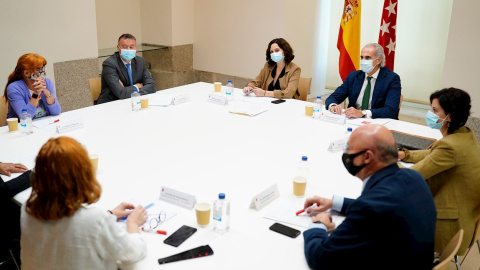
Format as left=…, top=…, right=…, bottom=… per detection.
left=354, top=69, right=380, bottom=118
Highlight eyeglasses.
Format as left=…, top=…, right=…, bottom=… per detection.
left=35, top=66, right=46, bottom=73
left=149, top=211, right=167, bottom=229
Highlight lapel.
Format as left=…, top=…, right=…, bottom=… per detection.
left=371, top=68, right=385, bottom=107
left=350, top=71, right=365, bottom=105
left=362, top=163, right=399, bottom=194
left=115, top=52, right=130, bottom=84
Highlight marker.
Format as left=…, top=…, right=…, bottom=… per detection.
left=141, top=227, right=167, bottom=235
left=296, top=203, right=318, bottom=216
left=47, top=119, right=60, bottom=125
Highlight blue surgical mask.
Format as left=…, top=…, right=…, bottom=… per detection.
left=121, top=49, right=136, bottom=61
left=425, top=110, right=448, bottom=129
left=360, top=59, right=375, bottom=74
left=270, top=52, right=284, bottom=63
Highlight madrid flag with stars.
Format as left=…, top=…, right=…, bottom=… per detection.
left=378, top=0, right=397, bottom=70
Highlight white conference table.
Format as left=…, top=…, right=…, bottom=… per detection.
left=0, top=82, right=441, bottom=269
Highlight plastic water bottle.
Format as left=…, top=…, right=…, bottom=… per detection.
left=297, top=156, right=310, bottom=180
left=226, top=80, right=234, bottom=101
left=20, top=109, right=33, bottom=135
left=213, top=193, right=230, bottom=234
left=313, top=96, right=324, bottom=118
left=344, top=127, right=353, bottom=150
left=131, top=88, right=141, bottom=111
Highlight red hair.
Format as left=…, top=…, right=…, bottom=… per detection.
left=3, top=53, right=47, bottom=103
left=26, top=137, right=102, bottom=221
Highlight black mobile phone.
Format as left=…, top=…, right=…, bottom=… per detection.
left=271, top=99, right=286, bottom=104
left=269, top=223, right=300, bottom=238
left=164, top=225, right=197, bottom=247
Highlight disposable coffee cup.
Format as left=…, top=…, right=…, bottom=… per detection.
left=293, top=176, right=307, bottom=197
left=195, top=203, right=211, bottom=227
left=7, top=118, right=18, bottom=132
left=141, top=98, right=149, bottom=109
left=305, top=104, right=314, bottom=116
left=89, top=154, right=99, bottom=172
left=214, top=82, right=222, bottom=92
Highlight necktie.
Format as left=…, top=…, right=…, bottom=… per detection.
left=126, top=63, right=133, bottom=86
left=361, top=76, right=372, bottom=110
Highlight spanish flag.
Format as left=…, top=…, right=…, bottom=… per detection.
left=337, top=0, right=361, bottom=81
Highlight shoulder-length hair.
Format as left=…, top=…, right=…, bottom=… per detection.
left=266, top=38, right=295, bottom=66
left=26, top=137, right=102, bottom=221
left=430, top=87, right=471, bottom=134
left=3, top=53, right=47, bottom=103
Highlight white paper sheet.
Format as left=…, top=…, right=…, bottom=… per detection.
left=229, top=101, right=269, bottom=116
left=346, top=118, right=391, bottom=126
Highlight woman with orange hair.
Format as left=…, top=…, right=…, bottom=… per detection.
left=4, top=53, right=61, bottom=122
left=20, top=137, right=147, bottom=270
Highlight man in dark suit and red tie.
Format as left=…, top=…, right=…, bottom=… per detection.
left=326, top=43, right=401, bottom=119
left=97, top=33, right=156, bottom=104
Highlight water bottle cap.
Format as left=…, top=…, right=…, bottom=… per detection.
left=347, top=127, right=353, bottom=132
left=133, top=89, right=138, bottom=93
left=316, top=96, right=321, bottom=99
left=219, top=193, right=225, bottom=199
left=228, top=80, right=232, bottom=83
left=22, top=109, right=27, bottom=112
left=302, top=156, right=308, bottom=161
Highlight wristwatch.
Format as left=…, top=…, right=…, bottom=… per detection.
left=361, top=110, right=367, bottom=118
left=32, top=93, right=39, bottom=99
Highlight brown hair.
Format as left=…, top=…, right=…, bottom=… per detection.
left=118, top=33, right=136, bottom=44
left=26, top=137, right=102, bottom=221
left=430, top=87, right=471, bottom=134
left=3, top=53, right=47, bottom=103
left=266, top=38, right=295, bottom=66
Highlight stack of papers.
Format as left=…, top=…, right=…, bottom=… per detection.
left=229, top=101, right=269, bottom=116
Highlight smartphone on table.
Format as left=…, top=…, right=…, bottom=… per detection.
left=269, top=222, right=300, bottom=238
left=271, top=99, right=286, bottom=104
left=164, top=225, right=197, bottom=247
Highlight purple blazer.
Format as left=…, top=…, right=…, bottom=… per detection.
left=6, top=78, right=61, bottom=120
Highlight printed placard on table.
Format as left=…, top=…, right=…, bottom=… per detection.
left=319, top=111, right=346, bottom=125
left=160, top=186, right=197, bottom=210
left=207, top=94, right=228, bottom=106
left=173, top=94, right=191, bottom=106
left=249, top=184, right=280, bottom=211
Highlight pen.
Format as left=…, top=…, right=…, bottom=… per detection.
left=121, top=202, right=155, bottom=221
left=47, top=119, right=60, bottom=125
left=141, top=227, right=167, bottom=235
left=296, top=203, right=318, bottom=216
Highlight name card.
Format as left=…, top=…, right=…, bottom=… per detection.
left=173, top=94, right=191, bottom=105
left=207, top=94, right=228, bottom=106
left=56, top=118, right=84, bottom=134
left=328, top=139, right=346, bottom=153
left=319, top=111, right=346, bottom=125
left=160, top=186, right=196, bottom=210
left=249, top=184, right=280, bottom=210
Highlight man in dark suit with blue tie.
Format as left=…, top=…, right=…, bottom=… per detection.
left=303, top=125, right=436, bottom=270
left=97, top=33, right=156, bottom=104
left=326, top=43, right=401, bottom=119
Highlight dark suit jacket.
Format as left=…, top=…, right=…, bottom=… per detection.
left=325, top=68, right=401, bottom=119
left=97, top=52, right=156, bottom=104
left=303, top=164, right=436, bottom=270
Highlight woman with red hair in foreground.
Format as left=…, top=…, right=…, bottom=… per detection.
left=3, top=53, right=61, bottom=123
left=20, top=137, right=147, bottom=270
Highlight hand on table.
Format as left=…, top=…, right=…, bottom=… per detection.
left=243, top=86, right=253, bottom=95
left=344, top=107, right=363, bottom=118
left=329, top=104, right=343, bottom=115
left=304, top=196, right=333, bottom=213
left=119, top=79, right=124, bottom=87
left=0, top=162, right=28, bottom=176
left=312, top=212, right=336, bottom=232
left=126, top=205, right=148, bottom=226
left=252, top=88, right=266, bottom=96
left=111, top=202, right=135, bottom=219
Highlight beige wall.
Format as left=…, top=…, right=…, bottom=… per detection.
left=140, top=0, right=172, bottom=46
left=0, top=0, right=98, bottom=97
left=172, top=0, right=194, bottom=46
left=96, top=0, right=142, bottom=49
left=325, top=0, right=452, bottom=104
left=442, top=0, right=480, bottom=118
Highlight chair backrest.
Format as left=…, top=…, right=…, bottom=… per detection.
left=88, top=78, right=101, bottom=104
left=466, top=116, right=480, bottom=143
left=0, top=98, right=7, bottom=126
left=433, top=229, right=464, bottom=270
left=297, top=77, right=311, bottom=101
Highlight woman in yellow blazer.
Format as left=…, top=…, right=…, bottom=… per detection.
left=398, top=88, right=480, bottom=255
left=243, top=38, right=301, bottom=99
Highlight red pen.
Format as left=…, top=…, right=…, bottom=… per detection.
left=141, top=227, right=167, bottom=235
left=296, top=203, right=318, bottom=216
left=47, top=119, right=60, bottom=125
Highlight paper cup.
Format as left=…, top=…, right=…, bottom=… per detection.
left=141, top=98, right=149, bottom=109
left=293, top=176, right=307, bottom=197
left=7, top=118, right=18, bottom=132
left=89, top=154, right=99, bottom=172
left=214, top=82, right=222, bottom=92
left=195, top=203, right=211, bottom=227
left=305, top=105, right=314, bottom=116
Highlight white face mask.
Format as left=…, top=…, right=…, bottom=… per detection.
left=360, top=59, right=375, bottom=73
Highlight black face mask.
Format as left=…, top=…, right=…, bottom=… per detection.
left=342, top=150, right=367, bottom=176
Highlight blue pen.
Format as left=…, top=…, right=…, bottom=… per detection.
left=121, top=202, right=155, bottom=221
